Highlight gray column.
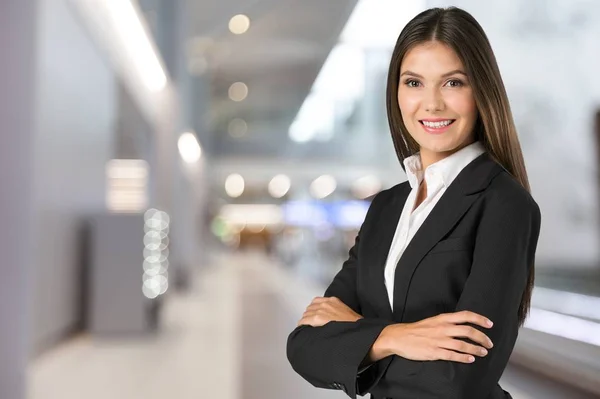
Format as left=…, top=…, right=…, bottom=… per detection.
left=0, top=2, right=38, bottom=398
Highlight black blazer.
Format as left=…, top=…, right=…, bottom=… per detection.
left=286, top=152, right=542, bottom=399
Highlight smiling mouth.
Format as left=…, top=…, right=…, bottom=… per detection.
left=419, top=119, right=456, bottom=128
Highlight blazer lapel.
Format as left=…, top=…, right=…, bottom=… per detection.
left=370, top=183, right=410, bottom=319
left=391, top=152, right=504, bottom=321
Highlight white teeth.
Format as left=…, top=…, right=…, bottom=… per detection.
left=422, top=120, right=452, bottom=128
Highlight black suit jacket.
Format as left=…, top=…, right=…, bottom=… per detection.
left=286, top=153, right=542, bottom=399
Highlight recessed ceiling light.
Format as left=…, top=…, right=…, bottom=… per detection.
left=268, top=175, right=291, bottom=198
left=177, top=132, right=202, bottom=163
left=229, top=14, right=250, bottom=35
left=225, top=174, right=245, bottom=198
left=229, top=82, right=248, bottom=101
left=310, top=175, right=337, bottom=199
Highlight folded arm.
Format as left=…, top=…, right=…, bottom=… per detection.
left=286, top=193, right=393, bottom=399
left=374, top=193, right=542, bottom=399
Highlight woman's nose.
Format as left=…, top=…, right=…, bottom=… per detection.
left=424, top=88, right=445, bottom=112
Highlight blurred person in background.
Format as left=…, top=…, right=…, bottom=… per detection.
left=287, top=6, right=541, bottom=399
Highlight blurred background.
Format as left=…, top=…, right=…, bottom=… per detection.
left=1, top=0, right=600, bottom=398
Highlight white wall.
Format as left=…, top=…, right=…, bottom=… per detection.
left=427, top=0, right=600, bottom=268
left=0, top=2, right=39, bottom=396
left=31, top=0, right=116, bottom=351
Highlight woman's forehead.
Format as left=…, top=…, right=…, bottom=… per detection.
left=401, top=42, right=465, bottom=76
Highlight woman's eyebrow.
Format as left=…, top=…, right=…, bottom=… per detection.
left=400, top=69, right=468, bottom=78
left=441, top=69, right=467, bottom=78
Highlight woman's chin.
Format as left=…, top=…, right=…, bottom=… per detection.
left=419, top=140, right=457, bottom=155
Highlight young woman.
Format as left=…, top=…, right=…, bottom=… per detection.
left=287, top=7, right=541, bottom=399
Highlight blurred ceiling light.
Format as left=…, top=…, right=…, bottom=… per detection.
left=178, top=132, right=202, bottom=163
left=187, top=56, right=208, bottom=76
left=143, top=280, right=160, bottom=299
left=229, top=14, right=251, bottom=35
left=103, top=0, right=167, bottom=91
left=144, top=208, right=170, bottom=229
left=228, top=118, right=248, bottom=137
left=225, top=174, right=245, bottom=197
left=229, top=82, right=248, bottom=102
left=220, top=204, right=283, bottom=225
left=289, top=44, right=362, bottom=143
left=340, top=0, right=425, bottom=48
left=313, top=44, right=364, bottom=101
left=289, top=93, right=334, bottom=143
left=106, top=159, right=149, bottom=212
left=288, top=122, right=310, bottom=143
left=310, top=175, right=337, bottom=199
left=268, top=174, right=291, bottom=198
left=106, top=159, right=148, bottom=179
left=352, top=175, right=382, bottom=199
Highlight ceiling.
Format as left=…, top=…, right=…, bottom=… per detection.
left=185, top=0, right=359, bottom=158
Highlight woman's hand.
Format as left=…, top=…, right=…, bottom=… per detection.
left=377, top=311, right=494, bottom=364
left=297, top=296, right=363, bottom=327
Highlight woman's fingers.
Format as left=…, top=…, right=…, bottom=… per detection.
left=302, top=310, right=324, bottom=319
left=304, top=297, right=338, bottom=314
left=435, top=349, right=476, bottom=364
left=439, top=338, right=488, bottom=358
left=310, top=296, right=339, bottom=304
left=298, top=311, right=331, bottom=327
left=302, top=309, right=338, bottom=321
left=441, top=310, right=493, bottom=329
left=304, top=297, right=358, bottom=317
left=305, top=303, right=329, bottom=312
left=447, top=325, right=494, bottom=349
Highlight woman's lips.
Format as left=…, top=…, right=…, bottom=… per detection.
left=419, top=119, right=456, bottom=134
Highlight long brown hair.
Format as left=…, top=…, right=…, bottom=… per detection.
left=386, top=7, right=533, bottom=326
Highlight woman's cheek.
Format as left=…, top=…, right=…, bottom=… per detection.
left=445, top=90, right=476, bottom=116
left=398, top=94, right=421, bottom=117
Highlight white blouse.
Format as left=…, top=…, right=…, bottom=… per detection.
left=384, top=141, right=486, bottom=309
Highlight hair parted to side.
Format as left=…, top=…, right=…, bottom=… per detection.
left=386, top=6, right=534, bottom=326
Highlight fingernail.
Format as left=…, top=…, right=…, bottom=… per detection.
left=487, top=319, right=493, bottom=327
left=488, top=341, right=494, bottom=348
left=480, top=348, right=488, bottom=356
left=468, top=356, right=475, bottom=362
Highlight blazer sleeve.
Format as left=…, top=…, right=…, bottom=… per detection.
left=286, top=191, right=394, bottom=399
left=375, top=191, right=542, bottom=399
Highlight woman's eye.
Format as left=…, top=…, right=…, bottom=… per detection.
left=446, top=79, right=464, bottom=87
left=405, top=80, right=420, bottom=88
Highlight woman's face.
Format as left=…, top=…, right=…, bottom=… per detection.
left=397, top=41, right=478, bottom=165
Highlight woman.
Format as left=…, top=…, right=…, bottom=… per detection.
left=286, top=6, right=541, bottom=399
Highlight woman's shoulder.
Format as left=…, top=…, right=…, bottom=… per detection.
left=485, top=170, right=540, bottom=217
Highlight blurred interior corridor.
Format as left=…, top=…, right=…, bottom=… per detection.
left=3, top=0, right=600, bottom=397
left=29, top=251, right=600, bottom=399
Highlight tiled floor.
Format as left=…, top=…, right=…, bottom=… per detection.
left=28, top=250, right=598, bottom=399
